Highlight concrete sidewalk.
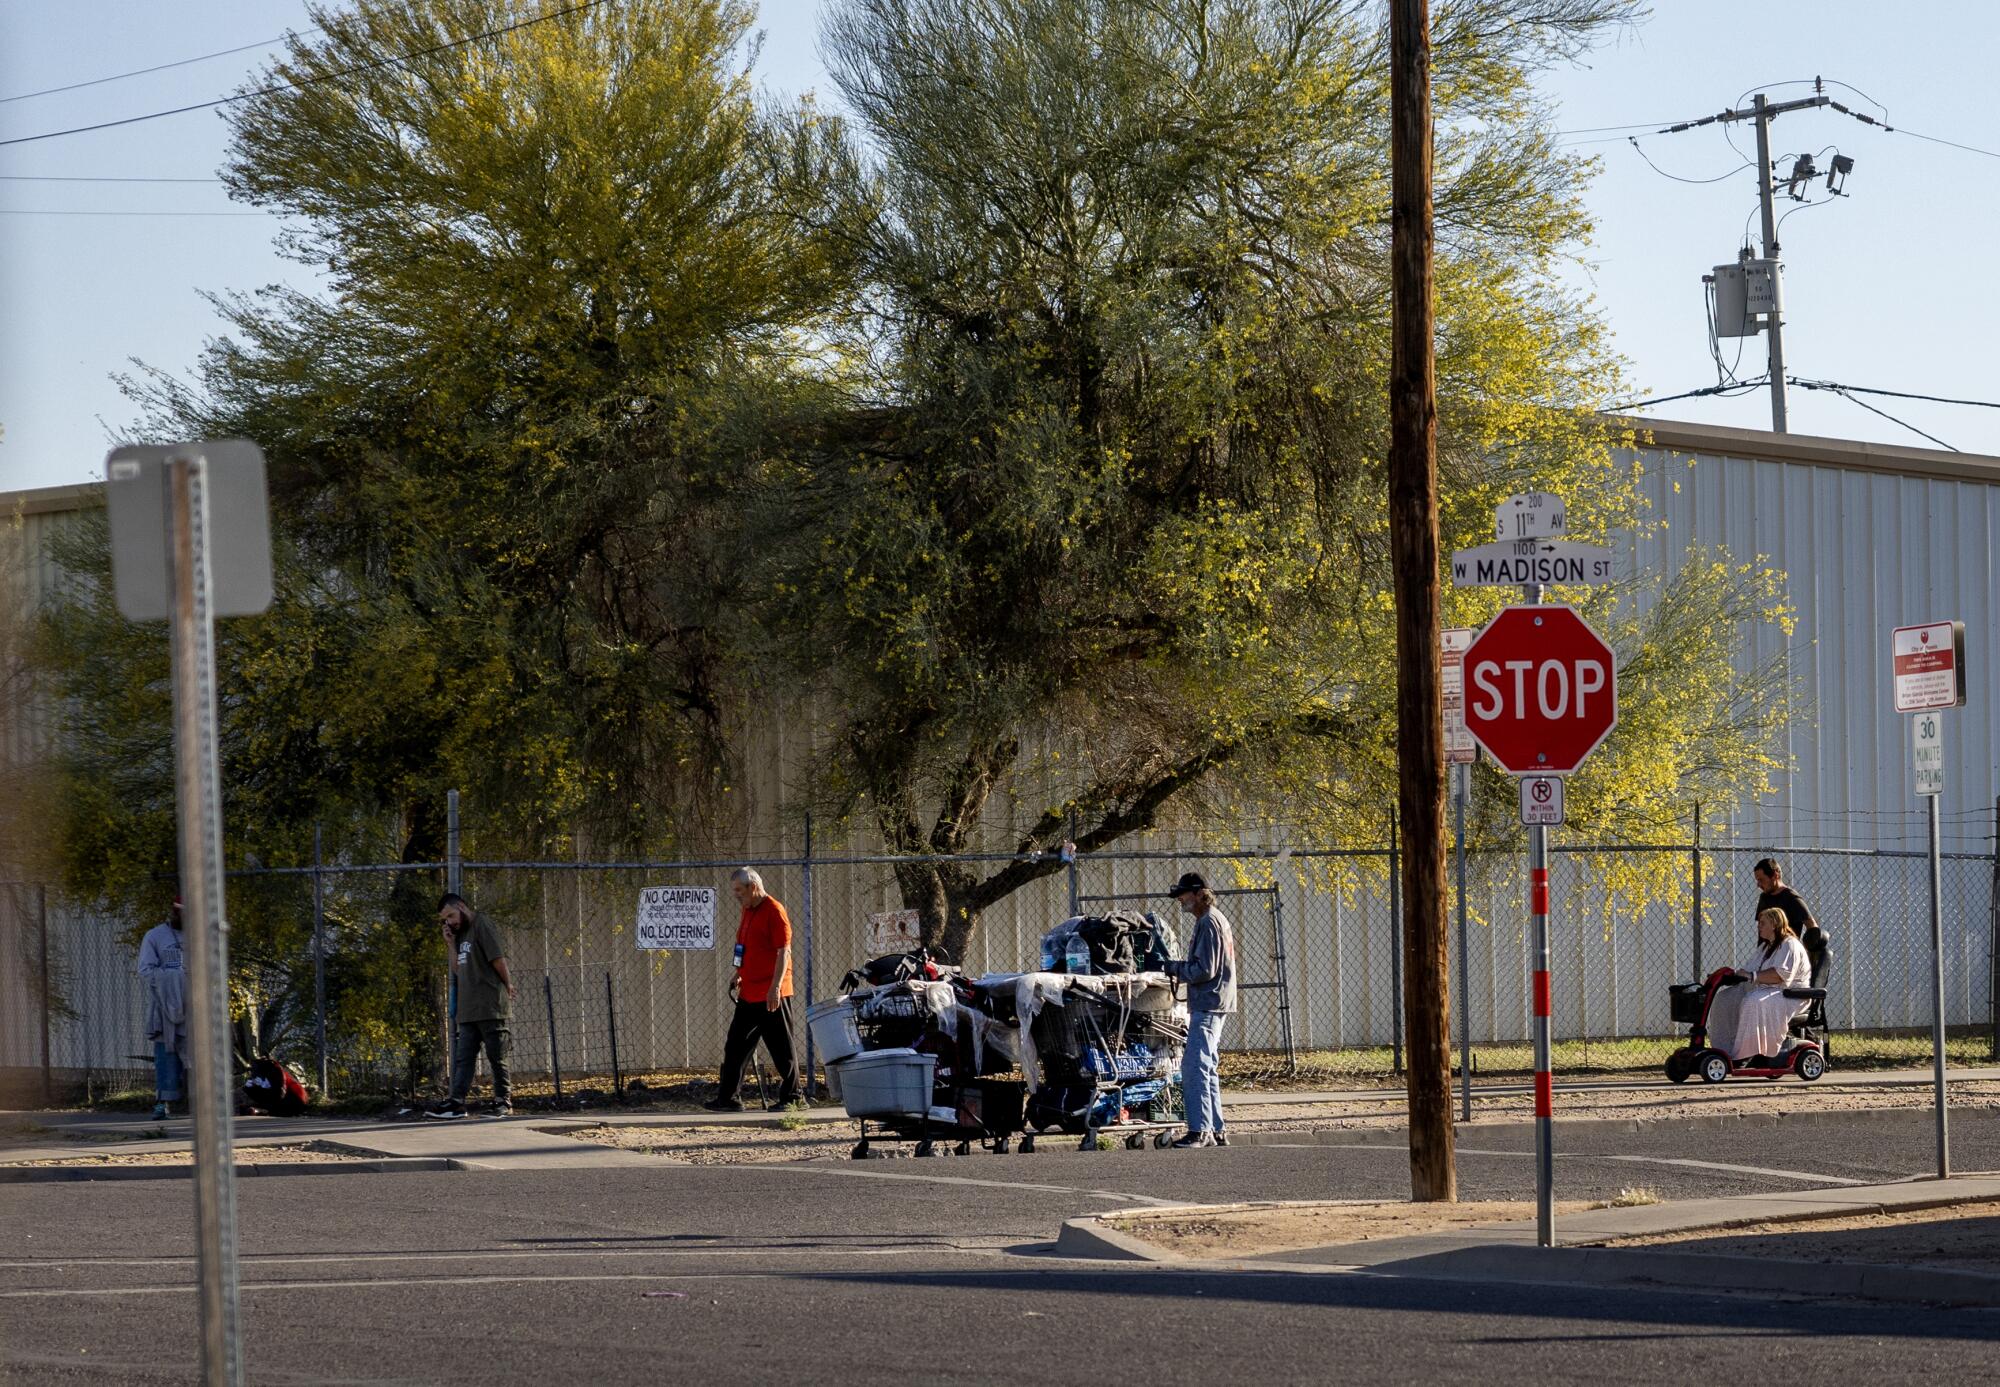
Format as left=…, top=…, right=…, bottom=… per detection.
left=7, top=1062, right=1991, bottom=1161
left=1056, top=1173, right=2000, bottom=1308
left=0, top=1110, right=663, bottom=1171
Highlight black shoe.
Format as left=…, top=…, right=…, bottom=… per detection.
left=702, top=1097, right=746, bottom=1113
left=487, top=1102, right=513, bottom=1118
left=767, top=1097, right=804, bottom=1112
left=1214, top=1132, right=1230, bottom=1147
left=425, top=1100, right=467, bottom=1121
left=1171, top=1132, right=1216, bottom=1149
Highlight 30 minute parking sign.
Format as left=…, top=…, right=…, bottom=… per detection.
left=635, top=887, right=716, bottom=950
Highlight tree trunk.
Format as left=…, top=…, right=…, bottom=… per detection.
left=1388, top=0, right=1455, bottom=1203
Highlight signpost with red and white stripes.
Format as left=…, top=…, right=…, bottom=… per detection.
left=1452, top=496, right=1621, bottom=1249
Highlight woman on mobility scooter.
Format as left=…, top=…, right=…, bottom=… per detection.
left=1666, top=907, right=1826, bottom=1084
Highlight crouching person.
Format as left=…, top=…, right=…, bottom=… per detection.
left=1163, top=872, right=1236, bottom=1149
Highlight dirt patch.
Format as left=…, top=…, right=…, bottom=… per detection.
left=1602, top=1198, right=2000, bottom=1276
left=7, top=1141, right=365, bottom=1169
left=1223, top=1079, right=2000, bottom=1135
left=561, top=1123, right=856, bottom=1166
left=1108, top=1199, right=1596, bottom=1259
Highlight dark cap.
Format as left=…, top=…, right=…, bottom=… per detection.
left=1164, top=871, right=1208, bottom=899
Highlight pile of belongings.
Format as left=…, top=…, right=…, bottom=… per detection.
left=828, top=909, right=1189, bottom=1138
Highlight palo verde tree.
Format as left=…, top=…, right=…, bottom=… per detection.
left=768, top=0, right=1786, bottom=959
left=106, top=0, right=858, bottom=861
left=38, top=0, right=857, bottom=1084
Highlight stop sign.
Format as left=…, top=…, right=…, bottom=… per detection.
left=1462, top=606, right=1618, bottom=774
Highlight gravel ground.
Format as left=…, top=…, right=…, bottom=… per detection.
left=558, top=1082, right=2000, bottom=1165
left=1107, top=1199, right=1602, bottom=1258
left=564, top=1122, right=858, bottom=1164
left=1226, top=1079, right=2000, bottom=1132
left=5, top=1141, right=363, bottom=1168
left=1605, top=1198, right=2000, bottom=1274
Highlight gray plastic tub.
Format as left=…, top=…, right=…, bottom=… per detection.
left=831, top=1048, right=936, bottom=1119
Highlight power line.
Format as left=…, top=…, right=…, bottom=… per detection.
left=1892, top=126, right=2000, bottom=162
left=0, top=33, right=312, bottom=106
left=0, top=1, right=607, bottom=150
left=1788, top=379, right=1958, bottom=451
left=1626, top=137, right=1751, bottom=185
left=0, top=174, right=223, bottom=184
left=1609, top=380, right=1769, bottom=411
left=1786, top=380, right=2000, bottom=411
left=0, top=208, right=269, bottom=217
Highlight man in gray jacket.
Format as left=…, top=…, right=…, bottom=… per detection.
left=1163, top=872, right=1235, bottom=1148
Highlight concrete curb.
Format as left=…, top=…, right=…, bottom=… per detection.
left=1399, top=1243, right=2000, bottom=1309
left=0, top=1157, right=454, bottom=1184
left=1055, top=1212, right=1184, bottom=1262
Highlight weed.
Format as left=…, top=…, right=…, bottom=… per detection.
left=1602, top=1186, right=1663, bottom=1208
left=776, top=1101, right=811, bottom=1132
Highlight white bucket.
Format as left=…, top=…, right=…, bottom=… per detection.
left=806, top=997, right=864, bottom=1063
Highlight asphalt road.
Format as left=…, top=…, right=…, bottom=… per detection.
left=4, top=1109, right=1997, bottom=1384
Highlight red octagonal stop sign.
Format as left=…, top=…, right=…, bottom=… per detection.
left=1463, top=606, right=1618, bottom=775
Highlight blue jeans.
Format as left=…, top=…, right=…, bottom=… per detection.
left=153, top=1041, right=184, bottom=1103
left=1181, top=1011, right=1228, bottom=1135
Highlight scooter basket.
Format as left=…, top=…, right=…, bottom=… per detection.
left=1668, top=983, right=1706, bottom=1025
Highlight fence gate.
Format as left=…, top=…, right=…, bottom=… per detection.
left=1075, top=886, right=1296, bottom=1074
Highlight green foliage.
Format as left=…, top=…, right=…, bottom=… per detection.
left=767, top=0, right=1771, bottom=953
left=40, top=0, right=1793, bottom=984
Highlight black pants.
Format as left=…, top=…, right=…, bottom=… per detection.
left=449, top=1018, right=512, bottom=1104
left=717, top=997, right=799, bottom=1104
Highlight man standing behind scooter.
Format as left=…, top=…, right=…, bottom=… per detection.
left=1754, top=858, right=1828, bottom=959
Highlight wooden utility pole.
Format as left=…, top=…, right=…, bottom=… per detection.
left=1387, top=0, right=1454, bottom=1202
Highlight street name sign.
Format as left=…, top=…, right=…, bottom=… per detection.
left=106, top=441, right=273, bottom=621
left=1519, top=775, right=1565, bottom=826
left=1892, top=621, right=1967, bottom=713
left=1451, top=539, right=1615, bottom=589
left=635, top=886, right=716, bottom=950
left=1462, top=605, right=1619, bottom=776
left=1442, top=626, right=1476, bottom=765
left=1495, top=491, right=1567, bottom=541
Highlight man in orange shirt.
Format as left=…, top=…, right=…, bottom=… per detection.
left=704, top=867, right=802, bottom=1111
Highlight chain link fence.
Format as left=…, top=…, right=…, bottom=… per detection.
left=5, top=825, right=1996, bottom=1106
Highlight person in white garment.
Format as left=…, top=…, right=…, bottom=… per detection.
left=137, top=900, right=189, bottom=1120
left=1707, top=907, right=1812, bottom=1064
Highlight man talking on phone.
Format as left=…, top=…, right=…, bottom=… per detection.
left=705, top=867, right=801, bottom=1112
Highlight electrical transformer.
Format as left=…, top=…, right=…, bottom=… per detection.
left=1707, top=256, right=1781, bottom=338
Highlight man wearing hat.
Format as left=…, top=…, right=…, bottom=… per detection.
left=1162, top=872, right=1236, bottom=1148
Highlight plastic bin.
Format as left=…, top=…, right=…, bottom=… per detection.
left=832, top=1048, right=937, bottom=1118
left=807, top=997, right=864, bottom=1063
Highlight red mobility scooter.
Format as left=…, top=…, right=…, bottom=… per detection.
left=1664, top=936, right=1830, bottom=1084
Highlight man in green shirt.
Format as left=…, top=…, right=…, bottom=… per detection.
left=430, top=893, right=516, bottom=1119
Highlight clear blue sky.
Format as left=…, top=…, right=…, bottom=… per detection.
left=5, top=0, right=1999, bottom=493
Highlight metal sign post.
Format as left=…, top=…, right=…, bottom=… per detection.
left=108, top=442, right=270, bottom=1387
left=1454, top=494, right=1622, bottom=1250
left=1913, top=707, right=1949, bottom=1179
left=166, top=455, right=243, bottom=1387
left=1893, top=620, right=1967, bottom=1182
left=1453, top=760, right=1472, bottom=1124
left=1442, top=626, right=1475, bottom=1126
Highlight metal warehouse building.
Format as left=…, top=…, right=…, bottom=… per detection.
left=2, top=420, right=1995, bottom=1094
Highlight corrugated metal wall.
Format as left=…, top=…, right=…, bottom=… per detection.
left=1624, top=426, right=2000, bottom=853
